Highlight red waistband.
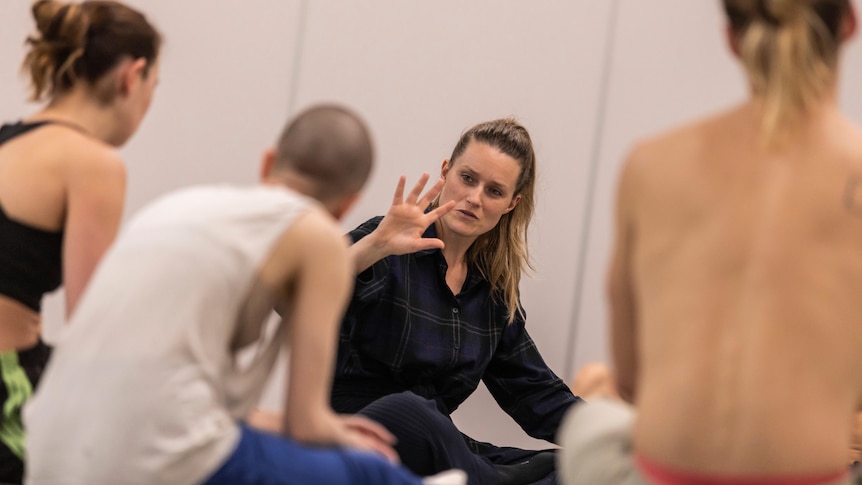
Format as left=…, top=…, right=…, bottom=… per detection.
left=635, top=454, right=849, bottom=485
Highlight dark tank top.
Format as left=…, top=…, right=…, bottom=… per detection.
left=0, top=121, right=64, bottom=312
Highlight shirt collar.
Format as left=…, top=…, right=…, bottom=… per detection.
left=415, top=222, right=441, bottom=258
left=418, top=222, right=486, bottom=293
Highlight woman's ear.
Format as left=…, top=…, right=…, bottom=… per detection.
left=259, top=149, right=276, bottom=181
left=841, top=2, right=858, bottom=42
left=440, top=159, right=451, bottom=179
left=725, top=24, right=742, bottom=58
left=505, top=194, right=522, bottom=213
left=119, top=58, right=149, bottom=96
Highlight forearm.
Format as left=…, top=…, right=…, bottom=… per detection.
left=283, top=341, right=346, bottom=446
left=283, top=402, right=340, bottom=445
left=350, top=231, right=389, bottom=274
left=489, top=377, right=579, bottom=443
left=284, top=306, right=342, bottom=443
left=486, top=333, right=581, bottom=442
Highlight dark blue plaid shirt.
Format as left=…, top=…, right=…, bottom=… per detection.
left=332, top=216, right=581, bottom=444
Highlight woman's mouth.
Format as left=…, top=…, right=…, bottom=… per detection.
left=457, top=209, right=478, bottom=220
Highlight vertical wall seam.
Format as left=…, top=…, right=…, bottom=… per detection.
left=564, top=0, right=622, bottom=380
left=286, top=0, right=310, bottom=117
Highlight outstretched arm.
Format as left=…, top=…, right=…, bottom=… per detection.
left=483, top=311, right=580, bottom=443
left=351, top=173, right=455, bottom=273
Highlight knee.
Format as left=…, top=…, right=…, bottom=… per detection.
left=358, top=392, right=448, bottom=433
left=359, top=392, right=458, bottom=448
left=366, top=391, right=440, bottom=417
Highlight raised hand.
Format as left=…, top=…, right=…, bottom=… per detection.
left=380, top=173, right=455, bottom=254
left=351, top=173, right=455, bottom=273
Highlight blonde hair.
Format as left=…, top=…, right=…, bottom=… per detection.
left=723, top=0, right=849, bottom=145
left=433, top=118, right=537, bottom=324
left=23, top=0, right=161, bottom=103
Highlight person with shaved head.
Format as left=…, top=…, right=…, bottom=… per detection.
left=22, top=104, right=465, bottom=485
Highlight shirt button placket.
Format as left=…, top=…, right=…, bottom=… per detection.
left=452, top=307, right=461, bottom=351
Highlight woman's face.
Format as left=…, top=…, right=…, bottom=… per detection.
left=437, top=140, right=522, bottom=242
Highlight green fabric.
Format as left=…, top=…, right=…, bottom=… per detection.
left=0, top=350, right=32, bottom=460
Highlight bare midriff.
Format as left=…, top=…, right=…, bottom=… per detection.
left=0, top=295, right=42, bottom=352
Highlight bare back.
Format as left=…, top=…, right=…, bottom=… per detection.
left=623, top=103, right=862, bottom=474
left=0, top=123, right=79, bottom=348
left=0, top=121, right=125, bottom=345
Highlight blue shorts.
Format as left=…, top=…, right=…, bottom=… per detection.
left=204, top=424, right=423, bottom=485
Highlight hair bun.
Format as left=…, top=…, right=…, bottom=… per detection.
left=756, top=0, right=804, bottom=27
left=31, top=0, right=89, bottom=49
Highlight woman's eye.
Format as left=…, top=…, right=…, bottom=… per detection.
left=461, top=173, right=473, bottom=183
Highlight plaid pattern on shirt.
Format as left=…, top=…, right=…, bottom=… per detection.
left=332, top=216, right=581, bottom=443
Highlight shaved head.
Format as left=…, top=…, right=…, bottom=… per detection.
left=273, top=104, right=374, bottom=202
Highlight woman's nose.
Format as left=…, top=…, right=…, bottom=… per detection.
left=465, top=186, right=481, bottom=206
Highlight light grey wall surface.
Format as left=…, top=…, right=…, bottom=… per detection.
left=570, top=0, right=747, bottom=373
left=2, top=0, right=860, bottom=451
left=1, top=2, right=34, bottom=118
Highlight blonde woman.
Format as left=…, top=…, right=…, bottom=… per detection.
left=560, top=1, right=862, bottom=484
left=334, top=119, right=581, bottom=485
left=0, top=1, right=159, bottom=481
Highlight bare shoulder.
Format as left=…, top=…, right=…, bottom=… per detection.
left=60, top=135, right=126, bottom=181
left=289, top=207, right=350, bottom=261
left=1, top=124, right=123, bottom=178
left=262, top=205, right=351, bottom=287
left=621, top=107, right=741, bottom=186
left=631, top=108, right=734, bottom=160
left=24, top=124, right=122, bottom=166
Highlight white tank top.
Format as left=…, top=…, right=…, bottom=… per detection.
left=25, top=184, right=313, bottom=485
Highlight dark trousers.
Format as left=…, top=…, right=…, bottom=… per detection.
left=334, top=391, right=558, bottom=485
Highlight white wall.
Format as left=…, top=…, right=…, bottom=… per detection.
left=2, top=0, right=860, bottom=451
left=571, top=0, right=747, bottom=372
